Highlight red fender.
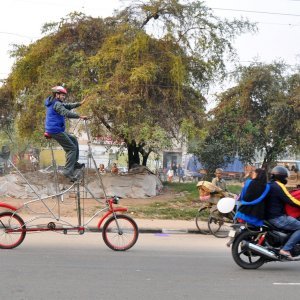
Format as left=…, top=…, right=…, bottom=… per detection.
left=0, top=202, right=18, bottom=211
left=97, top=207, right=128, bottom=229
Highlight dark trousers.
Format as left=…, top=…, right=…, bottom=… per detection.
left=51, top=132, right=79, bottom=176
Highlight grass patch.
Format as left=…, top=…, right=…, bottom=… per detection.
left=163, top=182, right=199, bottom=199
left=131, top=205, right=197, bottom=220
left=129, top=182, right=242, bottom=220
left=227, top=184, right=242, bottom=195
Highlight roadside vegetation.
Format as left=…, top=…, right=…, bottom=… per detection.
left=129, top=182, right=242, bottom=220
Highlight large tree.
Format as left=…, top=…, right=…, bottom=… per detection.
left=192, top=62, right=300, bottom=174
left=0, top=1, right=254, bottom=168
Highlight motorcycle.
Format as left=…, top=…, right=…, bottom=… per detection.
left=216, top=196, right=300, bottom=269
left=227, top=222, right=300, bottom=269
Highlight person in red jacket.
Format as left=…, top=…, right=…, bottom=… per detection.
left=285, top=189, right=300, bottom=218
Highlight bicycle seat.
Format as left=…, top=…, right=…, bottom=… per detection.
left=44, top=132, right=52, bottom=139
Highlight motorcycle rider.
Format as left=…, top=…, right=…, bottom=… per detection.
left=265, top=166, right=300, bottom=259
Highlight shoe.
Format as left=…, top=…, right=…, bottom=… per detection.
left=74, top=163, right=85, bottom=169
left=70, top=170, right=83, bottom=182
left=58, top=170, right=76, bottom=181
left=279, top=249, right=294, bottom=260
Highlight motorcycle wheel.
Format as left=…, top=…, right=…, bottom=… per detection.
left=232, top=230, right=266, bottom=269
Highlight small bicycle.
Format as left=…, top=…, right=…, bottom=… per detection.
left=207, top=197, right=236, bottom=238
left=0, top=120, right=139, bottom=251
left=195, top=180, right=224, bottom=234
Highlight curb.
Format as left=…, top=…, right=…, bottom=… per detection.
left=141, top=228, right=200, bottom=234
left=87, top=227, right=200, bottom=234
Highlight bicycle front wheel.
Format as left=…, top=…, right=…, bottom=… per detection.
left=0, top=212, right=26, bottom=249
left=102, top=214, right=139, bottom=251
left=208, top=209, right=234, bottom=238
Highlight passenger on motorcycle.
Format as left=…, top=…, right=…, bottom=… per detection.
left=235, top=168, right=269, bottom=226
left=265, top=166, right=300, bottom=259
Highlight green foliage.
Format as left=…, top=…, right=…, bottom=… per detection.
left=193, top=62, right=300, bottom=172
left=0, top=1, right=254, bottom=167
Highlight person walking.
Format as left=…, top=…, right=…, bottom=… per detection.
left=177, top=164, right=185, bottom=183
left=172, top=163, right=177, bottom=177
left=167, top=168, right=174, bottom=182
left=44, top=86, right=88, bottom=181
left=30, top=155, right=39, bottom=171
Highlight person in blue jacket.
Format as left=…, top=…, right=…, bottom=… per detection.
left=45, top=86, right=88, bottom=180
left=235, top=168, right=269, bottom=227
left=265, top=166, right=300, bottom=259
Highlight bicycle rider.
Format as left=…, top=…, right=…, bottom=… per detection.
left=44, top=86, right=88, bottom=181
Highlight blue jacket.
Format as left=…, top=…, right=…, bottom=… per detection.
left=235, top=179, right=270, bottom=226
left=44, top=96, right=80, bottom=134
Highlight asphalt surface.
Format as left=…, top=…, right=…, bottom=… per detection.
left=1, top=232, right=300, bottom=300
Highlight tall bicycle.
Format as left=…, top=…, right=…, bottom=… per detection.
left=0, top=120, right=139, bottom=251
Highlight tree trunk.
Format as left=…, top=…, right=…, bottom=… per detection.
left=126, top=140, right=152, bottom=169
left=138, top=142, right=151, bottom=167
left=127, top=140, right=140, bottom=169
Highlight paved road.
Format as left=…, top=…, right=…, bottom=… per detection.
left=0, top=232, right=300, bottom=300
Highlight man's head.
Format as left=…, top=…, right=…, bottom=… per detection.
left=51, top=86, right=67, bottom=100
left=215, top=168, right=223, bottom=179
left=271, top=166, right=289, bottom=184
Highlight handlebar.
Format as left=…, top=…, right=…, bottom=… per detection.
left=106, top=196, right=122, bottom=205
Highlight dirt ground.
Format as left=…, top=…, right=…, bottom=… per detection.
left=0, top=186, right=176, bottom=218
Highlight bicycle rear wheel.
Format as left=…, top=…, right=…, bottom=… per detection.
left=195, top=205, right=212, bottom=234
left=0, top=212, right=26, bottom=249
left=208, top=209, right=234, bottom=238
left=102, top=214, right=139, bottom=251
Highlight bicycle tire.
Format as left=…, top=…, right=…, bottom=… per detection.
left=0, top=212, right=26, bottom=249
left=195, top=205, right=211, bottom=234
left=102, top=214, right=139, bottom=251
left=208, top=208, right=234, bottom=238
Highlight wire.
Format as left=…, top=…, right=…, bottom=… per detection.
left=211, top=7, right=300, bottom=18
left=256, top=22, right=300, bottom=27
left=0, top=31, right=38, bottom=39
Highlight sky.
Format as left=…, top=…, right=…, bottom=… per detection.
left=1, top=0, right=300, bottom=82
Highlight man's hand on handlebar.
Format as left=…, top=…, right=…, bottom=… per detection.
left=79, top=116, right=89, bottom=120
